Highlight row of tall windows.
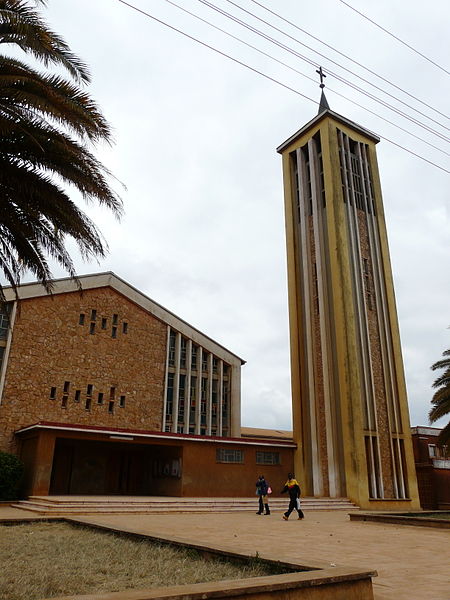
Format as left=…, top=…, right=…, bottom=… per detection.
left=164, top=328, right=231, bottom=437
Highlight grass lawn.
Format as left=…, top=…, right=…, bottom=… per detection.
left=0, top=522, right=281, bottom=600
left=407, top=512, right=450, bottom=520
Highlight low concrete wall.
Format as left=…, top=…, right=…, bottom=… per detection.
left=48, top=569, right=375, bottom=600
left=350, top=511, right=450, bottom=529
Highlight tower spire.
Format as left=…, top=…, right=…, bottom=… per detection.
left=316, top=66, right=330, bottom=113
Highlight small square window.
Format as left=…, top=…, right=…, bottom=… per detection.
left=256, top=451, right=280, bottom=465
left=122, top=322, right=128, bottom=334
left=50, top=387, right=57, bottom=400
left=119, top=395, right=126, bottom=408
left=79, top=314, right=85, bottom=325
left=97, top=392, right=104, bottom=404
left=111, top=326, right=117, bottom=338
left=101, top=317, right=107, bottom=330
left=216, top=448, right=244, bottom=463
left=74, top=390, right=81, bottom=402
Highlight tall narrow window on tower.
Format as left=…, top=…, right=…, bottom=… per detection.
left=302, top=144, right=313, bottom=216
left=338, top=130, right=375, bottom=214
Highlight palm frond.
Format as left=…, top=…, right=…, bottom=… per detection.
left=0, top=0, right=123, bottom=297
left=431, top=356, right=450, bottom=372
left=429, top=394, right=450, bottom=423
left=0, top=0, right=90, bottom=83
left=0, top=55, right=112, bottom=142
left=436, top=421, right=450, bottom=447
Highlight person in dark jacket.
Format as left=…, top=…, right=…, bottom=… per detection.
left=255, top=475, right=271, bottom=515
left=280, top=473, right=304, bottom=520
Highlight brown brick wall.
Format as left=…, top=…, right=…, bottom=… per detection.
left=0, top=287, right=167, bottom=453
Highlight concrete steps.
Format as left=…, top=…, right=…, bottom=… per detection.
left=10, top=496, right=359, bottom=516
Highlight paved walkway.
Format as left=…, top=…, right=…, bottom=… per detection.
left=1, top=506, right=449, bottom=599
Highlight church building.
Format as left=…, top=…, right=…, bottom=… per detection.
left=0, top=272, right=294, bottom=497
left=0, top=90, right=421, bottom=509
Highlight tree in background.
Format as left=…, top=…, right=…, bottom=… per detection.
left=429, top=348, right=450, bottom=447
left=0, top=0, right=123, bottom=299
left=0, top=450, right=24, bottom=499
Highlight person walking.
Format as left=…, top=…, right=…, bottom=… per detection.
left=280, top=473, right=304, bottom=520
left=255, top=475, right=271, bottom=515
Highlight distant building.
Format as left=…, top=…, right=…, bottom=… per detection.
left=411, top=426, right=450, bottom=510
left=0, top=273, right=294, bottom=497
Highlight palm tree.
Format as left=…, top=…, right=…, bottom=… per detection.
left=429, top=349, right=450, bottom=447
left=0, top=0, right=123, bottom=298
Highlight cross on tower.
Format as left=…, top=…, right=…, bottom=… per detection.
left=316, top=66, right=326, bottom=89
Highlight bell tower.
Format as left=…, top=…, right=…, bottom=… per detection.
left=277, top=83, right=420, bottom=509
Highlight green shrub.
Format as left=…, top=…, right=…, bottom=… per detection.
left=0, top=451, right=24, bottom=500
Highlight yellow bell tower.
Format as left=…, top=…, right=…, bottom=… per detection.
left=277, top=84, right=420, bottom=509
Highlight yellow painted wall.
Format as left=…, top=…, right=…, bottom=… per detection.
left=279, top=111, right=420, bottom=508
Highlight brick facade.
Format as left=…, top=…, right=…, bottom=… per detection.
left=0, top=287, right=167, bottom=454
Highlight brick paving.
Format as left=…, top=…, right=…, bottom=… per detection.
left=1, top=505, right=449, bottom=599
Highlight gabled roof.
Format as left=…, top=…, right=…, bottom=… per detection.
left=241, top=426, right=293, bottom=441
left=3, top=272, right=245, bottom=365
left=277, top=107, right=380, bottom=154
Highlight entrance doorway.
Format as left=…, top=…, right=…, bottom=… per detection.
left=49, top=438, right=182, bottom=495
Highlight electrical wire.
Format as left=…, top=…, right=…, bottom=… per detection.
left=114, top=0, right=449, bottom=173
left=214, top=0, right=450, bottom=134
left=196, top=0, right=449, bottom=144
left=339, top=0, right=450, bottom=76
left=162, top=0, right=449, bottom=156
left=248, top=0, right=450, bottom=121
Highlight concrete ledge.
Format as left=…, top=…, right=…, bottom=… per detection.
left=47, top=568, right=375, bottom=600
left=350, top=511, right=450, bottom=528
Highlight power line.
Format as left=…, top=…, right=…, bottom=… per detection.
left=247, top=0, right=450, bottom=122
left=115, top=0, right=319, bottom=105
left=196, top=0, right=449, bottom=144
left=162, top=0, right=449, bottom=157
left=339, top=0, right=450, bottom=76
left=114, top=0, right=449, bottom=173
left=214, top=0, right=450, bottom=133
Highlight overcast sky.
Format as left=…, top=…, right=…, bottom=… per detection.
left=13, top=0, right=450, bottom=429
